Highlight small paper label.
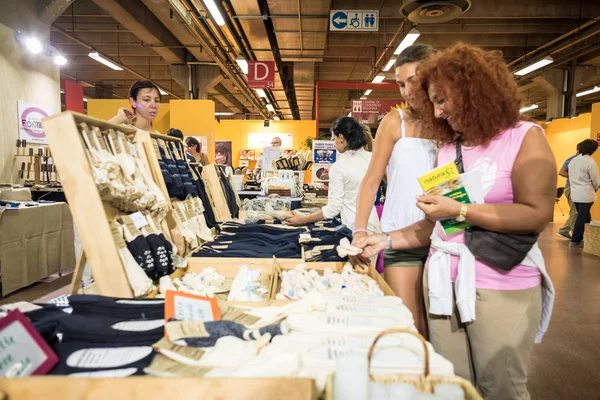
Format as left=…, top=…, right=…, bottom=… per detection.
left=128, top=142, right=138, bottom=158
left=164, top=321, right=209, bottom=341
left=111, top=320, right=165, bottom=332
left=164, top=291, right=221, bottom=324
left=152, top=337, right=205, bottom=361
left=66, top=347, right=153, bottom=369
left=130, top=212, right=149, bottom=229
left=144, top=354, right=212, bottom=377
left=69, top=368, right=138, bottom=378
left=299, top=233, right=311, bottom=240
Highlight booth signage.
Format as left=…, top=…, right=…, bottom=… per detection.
left=248, top=61, right=275, bottom=88
left=18, top=101, right=52, bottom=144
left=351, top=99, right=407, bottom=124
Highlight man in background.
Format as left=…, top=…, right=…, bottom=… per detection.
left=557, top=142, right=582, bottom=240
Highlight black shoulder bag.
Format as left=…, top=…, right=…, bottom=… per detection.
left=454, top=137, right=538, bottom=271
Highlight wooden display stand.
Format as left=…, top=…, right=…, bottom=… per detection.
left=203, top=164, right=232, bottom=222
left=42, top=112, right=135, bottom=298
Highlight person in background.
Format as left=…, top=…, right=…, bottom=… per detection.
left=568, top=139, right=600, bottom=247
left=185, top=137, right=210, bottom=166
left=165, top=128, right=193, bottom=162
left=110, top=80, right=161, bottom=133
left=285, top=117, right=381, bottom=238
left=253, top=137, right=282, bottom=178
left=355, top=43, right=556, bottom=399
left=352, top=44, right=438, bottom=337
left=557, top=142, right=583, bottom=239
left=362, top=124, right=374, bottom=152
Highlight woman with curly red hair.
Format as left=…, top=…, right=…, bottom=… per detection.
left=355, top=43, right=556, bottom=399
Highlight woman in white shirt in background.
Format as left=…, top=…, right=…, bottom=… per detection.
left=568, top=139, right=600, bottom=247
left=285, top=117, right=381, bottom=236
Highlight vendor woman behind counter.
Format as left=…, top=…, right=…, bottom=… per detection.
left=109, top=80, right=161, bottom=133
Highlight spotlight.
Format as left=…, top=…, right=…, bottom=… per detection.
left=54, top=54, right=67, bottom=66
left=25, top=37, right=42, bottom=54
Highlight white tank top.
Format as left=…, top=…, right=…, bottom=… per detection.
left=380, top=109, right=437, bottom=232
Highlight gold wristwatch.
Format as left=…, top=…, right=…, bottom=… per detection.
left=456, top=204, right=468, bottom=222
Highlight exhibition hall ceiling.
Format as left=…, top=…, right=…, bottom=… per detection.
left=49, top=0, right=600, bottom=125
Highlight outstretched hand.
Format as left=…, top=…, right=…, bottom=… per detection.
left=353, top=233, right=388, bottom=259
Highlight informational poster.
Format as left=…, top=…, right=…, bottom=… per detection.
left=248, top=133, right=293, bottom=149
left=215, top=140, right=232, bottom=167
left=262, top=146, right=281, bottom=172
left=312, top=140, right=336, bottom=182
left=18, top=101, right=53, bottom=144
left=351, top=99, right=407, bottom=125
left=240, top=149, right=255, bottom=160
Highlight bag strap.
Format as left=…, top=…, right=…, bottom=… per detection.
left=454, top=134, right=465, bottom=174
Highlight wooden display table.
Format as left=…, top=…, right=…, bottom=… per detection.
left=0, top=377, right=317, bottom=400
left=583, top=223, right=600, bottom=257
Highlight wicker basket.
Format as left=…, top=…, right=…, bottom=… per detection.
left=324, top=328, right=482, bottom=400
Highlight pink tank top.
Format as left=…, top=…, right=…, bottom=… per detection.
left=426, top=121, right=542, bottom=290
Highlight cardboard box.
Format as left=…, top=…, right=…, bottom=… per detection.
left=0, top=203, right=75, bottom=296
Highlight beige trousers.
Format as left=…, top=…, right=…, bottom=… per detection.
left=423, top=269, right=542, bottom=400
left=558, top=185, right=578, bottom=235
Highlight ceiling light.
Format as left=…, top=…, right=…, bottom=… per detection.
left=372, top=75, right=385, bottom=83
left=204, top=0, right=225, bottom=26
left=514, top=56, right=553, bottom=76
left=383, top=58, right=396, bottom=72
left=83, top=98, right=88, bottom=102
left=158, top=87, right=168, bottom=95
left=576, top=85, right=600, bottom=97
left=236, top=56, right=248, bottom=74
left=266, top=103, right=275, bottom=112
left=256, top=89, right=266, bottom=97
left=60, top=89, right=65, bottom=94
left=273, top=116, right=280, bottom=120
left=25, top=37, right=43, bottom=54
left=394, top=28, right=420, bottom=55
left=215, top=112, right=234, bottom=116
left=88, top=51, right=123, bottom=71
left=519, top=104, right=538, bottom=113
left=53, top=54, right=67, bottom=66
left=364, top=89, right=372, bottom=96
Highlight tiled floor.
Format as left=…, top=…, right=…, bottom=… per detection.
left=0, top=221, right=598, bottom=399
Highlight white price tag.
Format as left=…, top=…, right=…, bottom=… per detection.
left=128, top=142, right=138, bottom=158
left=299, top=233, right=312, bottom=240
left=130, top=212, right=149, bottom=229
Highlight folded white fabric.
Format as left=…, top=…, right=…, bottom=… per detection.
left=336, top=238, right=363, bottom=257
left=227, top=265, right=269, bottom=302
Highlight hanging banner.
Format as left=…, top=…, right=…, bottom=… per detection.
left=18, top=101, right=53, bottom=144
left=312, top=140, right=336, bottom=183
left=351, top=99, right=407, bottom=125
left=248, top=61, right=275, bottom=89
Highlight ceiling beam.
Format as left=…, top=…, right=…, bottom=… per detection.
left=39, top=0, right=75, bottom=24
left=91, top=0, right=187, bottom=64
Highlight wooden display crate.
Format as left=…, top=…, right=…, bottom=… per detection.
left=0, top=377, right=317, bottom=400
left=185, top=258, right=278, bottom=302
left=583, top=223, right=600, bottom=257
left=271, top=261, right=396, bottom=300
